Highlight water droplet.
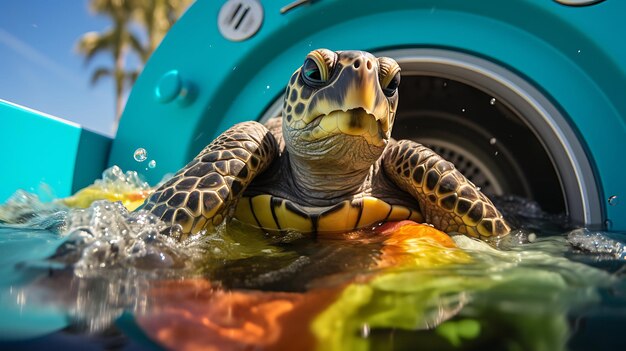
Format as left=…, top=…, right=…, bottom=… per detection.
left=494, top=151, right=499, bottom=156
left=608, top=195, right=619, bottom=206
left=170, top=224, right=183, bottom=239
left=461, top=108, right=466, bottom=113
left=134, top=148, right=147, bottom=162
left=577, top=49, right=581, bottom=54
left=360, top=323, right=370, bottom=338
left=232, top=66, right=237, bottom=71
left=148, top=160, right=157, bottom=169
left=490, top=98, right=496, bottom=105
left=266, top=85, right=270, bottom=89
left=489, top=137, right=497, bottom=145
left=443, top=81, right=448, bottom=87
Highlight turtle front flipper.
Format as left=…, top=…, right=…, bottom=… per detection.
left=142, top=121, right=278, bottom=240
left=382, top=139, right=510, bottom=239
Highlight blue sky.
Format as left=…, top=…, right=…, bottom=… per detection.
left=0, top=0, right=132, bottom=137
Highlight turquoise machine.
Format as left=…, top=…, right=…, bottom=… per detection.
left=1, top=0, right=624, bottom=231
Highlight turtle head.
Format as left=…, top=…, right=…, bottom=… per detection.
left=282, top=49, right=400, bottom=171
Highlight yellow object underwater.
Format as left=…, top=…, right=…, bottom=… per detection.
left=59, top=166, right=153, bottom=211
left=376, top=221, right=472, bottom=268
left=61, top=186, right=151, bottom=211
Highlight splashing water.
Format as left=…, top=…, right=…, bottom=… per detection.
left=568, top=228, right=626, bottom=260
left=54, top=201, right=189, bottom=274
left=0, top=190, right=67, bottom=228
left=94, top=165, right=150, bottom=193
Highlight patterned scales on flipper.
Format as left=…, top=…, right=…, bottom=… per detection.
left=383, top=140, right=510, bottom=239
left=142, top=122, right=277, bottom=240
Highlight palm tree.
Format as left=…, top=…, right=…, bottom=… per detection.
left=77, top=0, right=191, bottom=132
left=77, top=0, right=144, bottom=132
left=132, top=0, right=193, bottom=62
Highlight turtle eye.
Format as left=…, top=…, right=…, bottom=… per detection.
left=302, top=57, right=326, bottom=88
left=301, top=49, right=335, bottom=88
left=378, top=56, right=401, bottom=97
left=383, top=71, right=401, bottom=97
left=302, top=58, right=323, bottom=84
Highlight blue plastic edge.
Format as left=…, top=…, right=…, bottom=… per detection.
left=0, top=99, right=111, bottom=202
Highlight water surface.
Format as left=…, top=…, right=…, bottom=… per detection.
left=1, top=182, right=625, bottom=350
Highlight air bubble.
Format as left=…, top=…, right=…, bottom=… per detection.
left=148, top=160, right=157, bottom=169
left=490, top=98, right=496, bottom=105
left=462, top=108, right=466, bottom=113
left=133, top=148, right=147, bottom=162
left=489, top=138, right=497, bottom=145
left=608, top=195, right=619, bottom=206
left=266, top=85, right=270, bottom=89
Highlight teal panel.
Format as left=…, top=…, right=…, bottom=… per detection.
left=0, top=100, right=111, bottom=202
left=112, top=0, right=626, bottom=229
left=72, top=128, right=112, bottom=194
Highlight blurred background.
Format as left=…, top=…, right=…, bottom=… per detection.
left=0, top=0, right=192, bottom=137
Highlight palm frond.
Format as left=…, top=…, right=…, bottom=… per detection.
left=127, top=32, right=147, bottom=62
left=90, top=67, right=113, bottom=85
left=76, top=29, right=116, bottom=64
left=125, top=70, right=141, bottom=85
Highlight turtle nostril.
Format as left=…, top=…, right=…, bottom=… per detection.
left=366, top=60, right=372, bottom=70
left=354, top=59, right=361, bottom=69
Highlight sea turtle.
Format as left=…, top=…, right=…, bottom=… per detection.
left=142, top=49, right=510, bottom=240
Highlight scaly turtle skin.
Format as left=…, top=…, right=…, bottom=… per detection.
left=142, top=49, right=510, bottom=240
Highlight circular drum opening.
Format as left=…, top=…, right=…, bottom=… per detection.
left=261, top=48, right=603, bottom=227
left=393, top=75, right=562, bottom=212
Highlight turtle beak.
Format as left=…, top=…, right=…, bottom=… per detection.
left=342, top=65, right=391, bottom=134
left=300, top=54, right=395, bottom=140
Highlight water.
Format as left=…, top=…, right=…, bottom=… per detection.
left=1, top=180, right=626, bottom=350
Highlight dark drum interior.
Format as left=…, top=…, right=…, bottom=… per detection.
left=393, top=75, right=564, bottom=214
